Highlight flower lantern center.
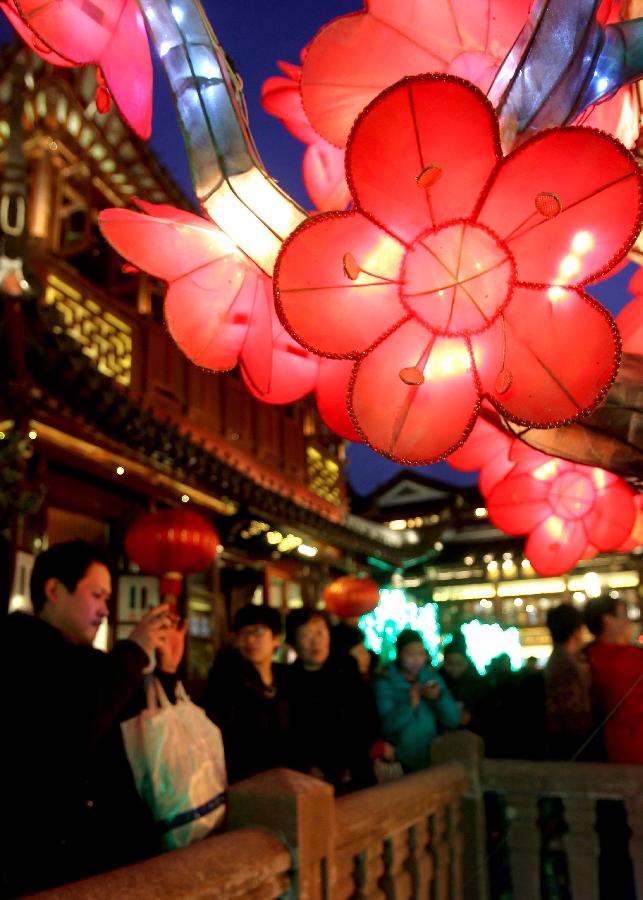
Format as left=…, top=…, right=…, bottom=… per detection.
left=550, top=472, right=596, bottom=521
left=401, top=222, right=514, bottom=336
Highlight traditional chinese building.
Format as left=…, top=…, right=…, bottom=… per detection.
left=0, top=45, right=419, bottom=682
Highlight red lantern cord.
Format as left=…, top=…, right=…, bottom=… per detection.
left=275, top=75, right=642, bottom=465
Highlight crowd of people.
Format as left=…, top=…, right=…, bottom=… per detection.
left=3, top=540, right=642, bottom=897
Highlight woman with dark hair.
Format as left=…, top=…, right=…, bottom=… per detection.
left=286, top=608, right=374, bottom=793
left=375, top=629, right=460, bottom=772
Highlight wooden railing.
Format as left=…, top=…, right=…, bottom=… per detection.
left=27, top=764, right=469, bottom=899
left=431, top=730, right=643, bottom=900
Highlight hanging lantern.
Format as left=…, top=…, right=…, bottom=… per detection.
left=486, top=454, right=637, bottom=576
left=1, top=0, right=153, bottom=138
left=299, top=0, right=532, bottom=148
left=323, top=576, right=380, bottom=619
left=275, top=75, right=641, bottom=465
left=100, top=201, right=359, bottom=421
left=447, top=409, right=515, bottom=495
left=125, top=508, right=220, bottom=599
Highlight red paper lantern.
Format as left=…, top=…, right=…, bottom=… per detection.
left=618, top=270, right=643, bottom=353
left=125, top=509, right=220, bottom=596
left=275, top=75, right=640, bottom=465
left=99, top=201, right=319, bottom=405
left=486, top=456, right=636, bottom=576
left=1, top=0, right=152, bottom=138
left=323, top=576, right=380, bottom=618
left=298, top=0, right=637, bottom=151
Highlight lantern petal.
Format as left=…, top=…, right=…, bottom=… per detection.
left=476, top=128, right=643, bottom=286
left=350, top=320, right=479, bottom=464
left=447, top=413, right=510, bottom=470
left=471, top=286, right=620, bottom=425
left=274, top=211, right=406, bottom=357
left=316, top=358, right=362, bottom=442
left=300, top=0, right=530, bottom=147
left=260, top=70, right=317, bottom=144
left=486, top=473, right=551, bottom=534
left=347, top=76, right=501, bottom=243
left=0, top=1, right=73, bottom=65
left=96, top=0, right=153, bottom=139
left=100, top=206, right=261, bottom=372
left=238, top=275, right=277, bottom=396
left=583, top=473, right=636, bottom=550
left=99, top=207, right=241, bottom=283
left=242, top=311, right=319, bottom=405
left=164, top=263, right=256, bottom=371
left=302, top=142, right=350, bottom=212
left=448, top=416, right=516, bottom=496
left=525, top=518, right=589, bottom=577
left=13, top=0, right=120, bottom=63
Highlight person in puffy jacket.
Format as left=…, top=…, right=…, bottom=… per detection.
left=375, top=629, right=461, bottom=772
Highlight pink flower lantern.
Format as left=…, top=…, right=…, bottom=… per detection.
left=261, top=54, right=350, bottom=212
left=1, top=0, right=152, bottom=138
left=299, top=0, right=532, bottom=148
left=99, top=201, right=360, bottom=414
left=486, top=453, right=637, bottom=576
left=275, top=75, right=641, bottom=465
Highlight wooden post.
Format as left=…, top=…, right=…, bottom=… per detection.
left=227, top=768, right=335, bottom=900
left=431, top=731, right=490, bottom=900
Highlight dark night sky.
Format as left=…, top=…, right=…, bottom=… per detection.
left=1, top=1, right=637, bottom=495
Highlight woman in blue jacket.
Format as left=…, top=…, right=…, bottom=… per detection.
left=375, top=629, right=461, bottom=772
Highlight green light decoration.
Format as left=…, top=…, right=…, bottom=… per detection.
left=459, top=620, right=523, bottom=674
left=358, top=588, right=440, bottom=665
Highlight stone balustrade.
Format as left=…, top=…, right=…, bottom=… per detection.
left=432, top=730, right=643, bottom=900
left=26, top=763, right=469, bottom=899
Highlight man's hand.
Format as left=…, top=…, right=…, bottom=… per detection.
left=157, top=617, right=188, bottom=673
left=128, top=604, right=173, bottom=660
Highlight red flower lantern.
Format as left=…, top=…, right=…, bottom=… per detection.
left=298, top=0, right=637, bottom=151
left=323, top=576, right=379, bottom=619
left=125, top=508, right=220, bottom=598
left=99, top=201, right=320, bottom=405
left=276, top=75, right=640, bottom=464
left=486, top=455, right=636, bottom=576
left=299, top=0, right=531, bottom=148
left=1, top=0, right=153, bottom=138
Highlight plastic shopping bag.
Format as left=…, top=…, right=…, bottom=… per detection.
left=121, top=677, right=227, bottom=850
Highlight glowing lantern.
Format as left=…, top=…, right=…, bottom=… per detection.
left=486, top=455, right=637, bottom=576
left=323, top=576, right=380, bottom=619
left=1, top=0, right=153, bottom=138
left=125, top=508, right=220, bottom=598
left=447, top=409, right=515, bottom=495
left=261, top=55, right=350, bottom=212
left=275, top=75, right=640, bottom=464
left=99, top=201, right=318, bottom=404
left=299, top=0, right=532, bottom=147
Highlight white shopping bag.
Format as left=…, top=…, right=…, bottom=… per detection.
left=122, top=677, right=227, bottom=850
